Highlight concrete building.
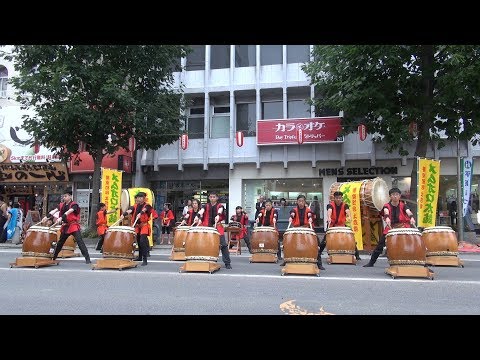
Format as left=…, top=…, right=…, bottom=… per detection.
left=1, top=45, right=479, bottom=232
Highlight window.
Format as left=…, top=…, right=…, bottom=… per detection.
left=236, top=103, right=256, bottom=136
left=287, top=45, right=310, bottom=64
left=260, top=45, right=282, bottom=65
left=186, top=45, right=205, bottom=71
left=187, top=107, right=205, bottom=139
left=210, top=106, right=230, bottom=138
left=288, top=99, right=310, bottom=118
left=0, top=65, right=7, bottom=98
left=235, top=45, right=256, bottom=67
left=262, top=101, right=283, bottom=119
left=210, top=45, right=230, bottom=69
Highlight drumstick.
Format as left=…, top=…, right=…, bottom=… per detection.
left=287, top=222, right=292, bottom=229
left=110, top=218, right=123, bottom=227
left=33, top=221, right=43, bottom=227
left=132, top=216, right=140, bottom=227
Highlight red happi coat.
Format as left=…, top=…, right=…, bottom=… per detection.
left=290, top=206, right=312, bottom=227
left=230, top=213, right=249, bottom=239
left=59, top=201, right=81, bottom=234
left=96, top=210, right=108, bottom=235
left=382, top=201, right=411, bottom=235
left=329, top=201, right=347, bottom=227
left=201, top=202, right=225, bottom=235
left=258, top=208, right=278, bottom=229
left=130, top=203, right=152, bottom=235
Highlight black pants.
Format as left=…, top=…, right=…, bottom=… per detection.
left=53, top=230, right=90, bottom=262
left=96, top=234, right=105, bottom=251
left=136, top=233, right=149, bottom=261
left=366, top=233, right=386, bottom=265
left=219, top=234, right=231, bottom=266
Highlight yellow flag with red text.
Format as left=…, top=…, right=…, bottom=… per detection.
left=101, top=168, right=122, bottom=226
left=417, top=158, right=441, bottom=228
left=337, top=181, right=363, bottom=250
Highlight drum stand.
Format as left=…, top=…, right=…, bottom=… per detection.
left=327, top=253, right=356, bottom=265
left=385, top=265, right=434, bottom=279
left=92, top=257, right=138, bottom=271
left=250, top=252, right=278, bottom=263
left=10, top=256, right=59, bottom=269
left=426, top=254, right=464, bottom=267
left=169, top=246, right=186, bottom=261
left=179, top=261, right=221, bottom=274
left=281, top=262, right=320, bottom=276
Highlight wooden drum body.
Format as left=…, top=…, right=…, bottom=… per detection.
left=10, top=226, right=60, bottom=268
left=326, top=226, right=357, bottom=264
left=385, top=228, right=434, bottom=279
left=250, top=226, right=278, bottom=263
left=181, top=226, right=221, bottom=273
left=102, top=226, right=137, bottom=259
left=330, top=177, right=389, bottom=213
left=360, top=178, right=389, bottom=212
left=386, top=228, right=425, bottom=266
left=422, top=226, right=463, bottom=267
left=281, top=227, right=320, bottom=276
left=22, top=226, right=58, bottom=258
left=170, top=225, right=190, bottom=261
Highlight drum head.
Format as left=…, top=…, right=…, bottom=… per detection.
left=370, top=178, right=389, bottom=211
left=120, top=189, right=130, bottom=213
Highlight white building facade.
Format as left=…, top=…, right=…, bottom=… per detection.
left=133, top=45, right=480, bottom=230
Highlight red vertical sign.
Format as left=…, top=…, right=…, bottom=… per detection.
left=358, top=124, right=367, bottom=141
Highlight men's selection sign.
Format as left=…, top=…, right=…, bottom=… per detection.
left=417, top=158, right=441, bottom=228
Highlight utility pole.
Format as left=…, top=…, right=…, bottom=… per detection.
left=456, top=138, right=464, bottom=242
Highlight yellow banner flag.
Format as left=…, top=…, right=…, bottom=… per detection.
left=417, top=158, right=441, bottom=228
left=338, top=181, right=363, bottom=250
left=101, top=168, right=123, bottom=226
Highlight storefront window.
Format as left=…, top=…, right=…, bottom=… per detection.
left=242, top=178, right=324, bottom=228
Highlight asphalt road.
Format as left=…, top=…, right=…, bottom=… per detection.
left=1, top=243, right=480, bottom=315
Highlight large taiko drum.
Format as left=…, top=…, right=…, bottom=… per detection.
left=330, top=177, right=389, bottom=212
left=172, top=226, right=190, bottom=253
left=22, top=226, right=57, bottom=258
left=103, top=225, right=137, bottom=259
left=282, top=227, right=318, bottom=264
left=184, top=226, right=220, bottom=263
left=326, top=226, right=356, bottom=255
left=251, top=226, right=278, bottom=254
left=422, top=226, right=458, bottom=257
left=385, top=228, right=426, bottom=266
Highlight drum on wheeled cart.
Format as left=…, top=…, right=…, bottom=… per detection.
left=281, top=226, right=319, bottom=276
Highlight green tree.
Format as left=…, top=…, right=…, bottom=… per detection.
left=303, top=45, right=480, bottom=213
left=2, top=45, right=190, bottom=232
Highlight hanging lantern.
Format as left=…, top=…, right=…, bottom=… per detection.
left=358, top=124, right=367, bottom=141
left=78, top=141, right=86, bottom=153
left=128, top=136, right=136, bottom=152
left=180, top=133, right=188, bottom=150
left=236, top=131, right=244, bottom=147
left=297, top=128, right=304, bottom=144
left=33, top=141, right=40, bottom=154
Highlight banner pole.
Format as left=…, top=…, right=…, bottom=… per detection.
left=457, top=139, right=464, bottom=242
